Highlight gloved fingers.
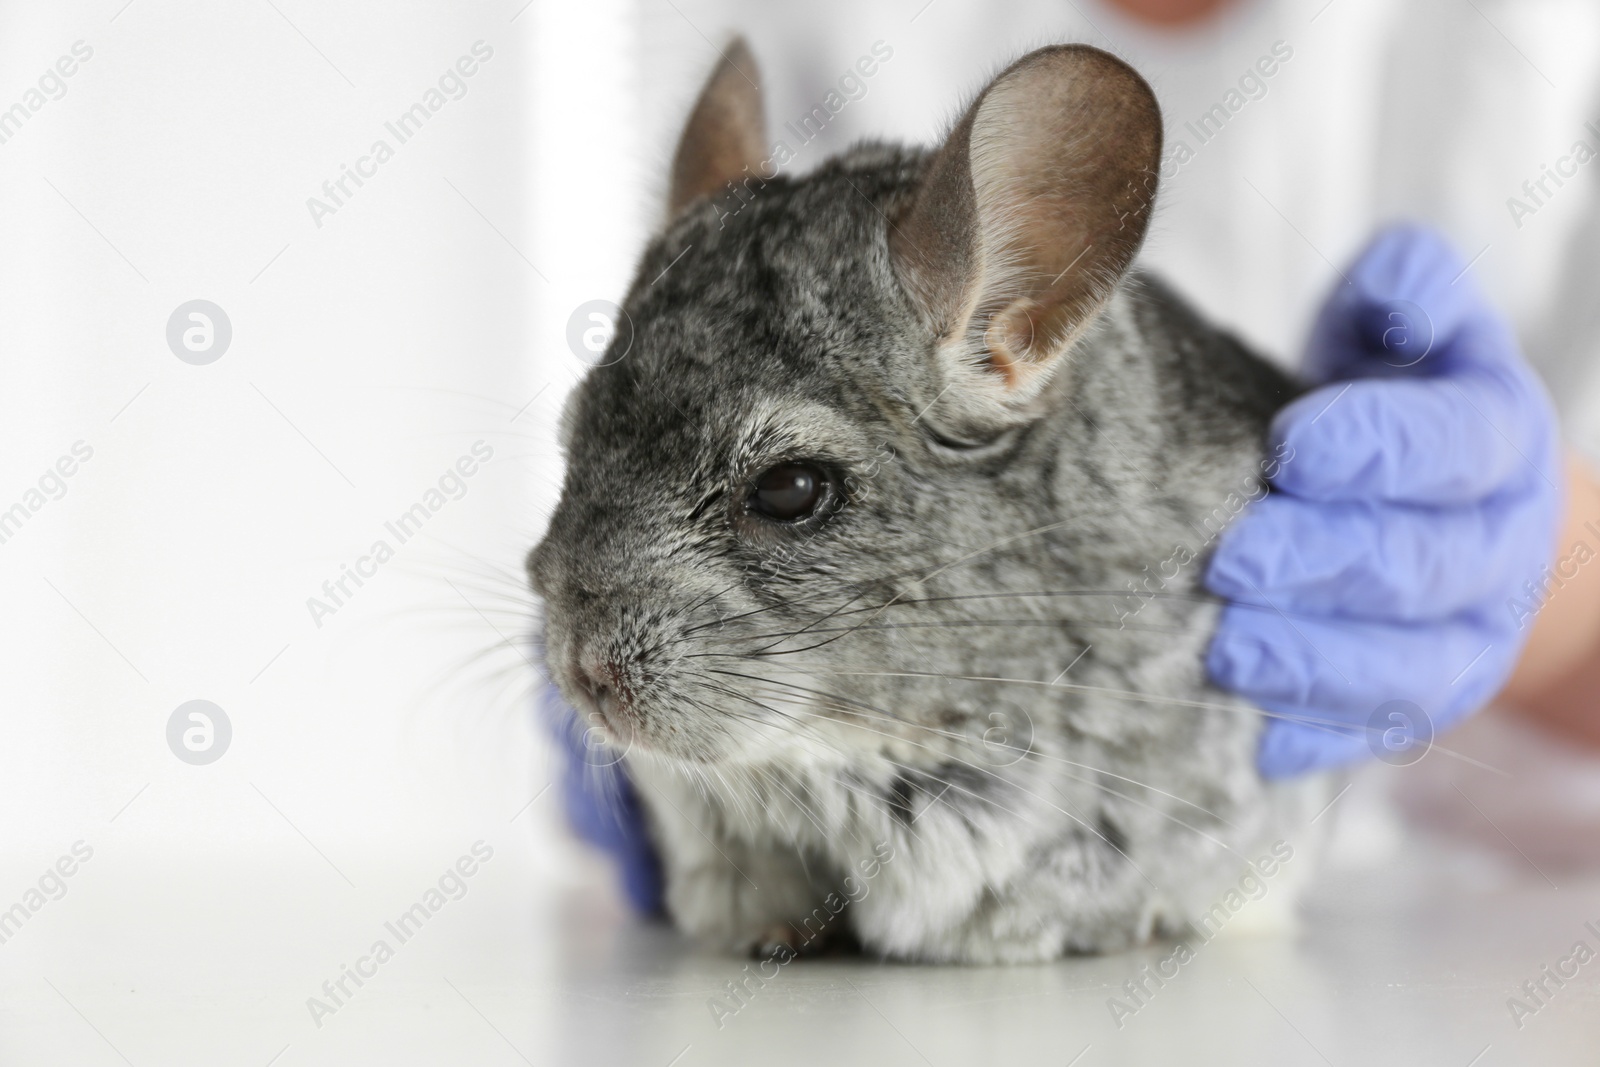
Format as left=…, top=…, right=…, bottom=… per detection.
left=1206, top=602, right=1515, bottom=722
left=1267, top=367, right=1559, bottom=505
left=1226, top=223, right=1558, bottom=781
left=1205, top=487, right=1555, bottom=621
left=1303, top=223, right=1494, bottom=383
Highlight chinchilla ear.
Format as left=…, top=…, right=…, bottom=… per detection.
left=668, top=38, right=767, bottom=218
left=890, top=45, right=1161, bottom=411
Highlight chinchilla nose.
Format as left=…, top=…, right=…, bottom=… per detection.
left=572, top=655, right=631, bottom=732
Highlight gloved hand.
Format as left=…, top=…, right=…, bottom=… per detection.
left=1205, top=224, right=1564, bottom=777
left=544, top=685, right=662, bottom=914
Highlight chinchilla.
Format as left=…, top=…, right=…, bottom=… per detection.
left=529, top=41, right=1331, bottom=963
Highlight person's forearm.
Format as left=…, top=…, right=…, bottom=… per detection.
left=1499, top=451, right=1600, bottom=743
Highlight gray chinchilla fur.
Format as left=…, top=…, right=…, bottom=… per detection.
left=529, top=41, right=1331, bottom=963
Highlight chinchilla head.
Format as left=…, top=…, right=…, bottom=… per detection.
left=530, top=42, right=1178, bottom=768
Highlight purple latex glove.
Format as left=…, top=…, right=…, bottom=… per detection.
left=1206, top=224, right=1564, bottom=777
left=543, top=684, right=661, bottom=914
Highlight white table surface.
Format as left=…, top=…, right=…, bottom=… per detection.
left=5, top=737, right=1599, bottom=1067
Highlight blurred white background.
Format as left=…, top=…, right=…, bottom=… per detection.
left=0, top=0, right=627, bottom=1060
left=4, top=1, right=1600, bottom=1064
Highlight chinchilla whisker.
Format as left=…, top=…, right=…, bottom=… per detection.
left=438, top=654, right=530, bottom=698
left=734, top=517, right=1088, bottom=630
left=707, top=672, right=1143, bottom=837
left=686, top=677, right=844, bottom=751
left=417, top=667, right=538, bottom=733
left=785, top=703, right=1239, bottom=834
left=812, top=668, right=1266, bottom=717
left=664, top=760, right=731, bottom=824
left=815, top=666, right=1293, bottom=726
left=750, top=768, right=876, bottom=858
left=707, top=684, right=1043, bottom=844
left=702, top=667, right=919, bottom=732
left=462, top=619, right=537, bottom=657
left=700, top=679, right=912, bottom=755
left=678, top=515, right=1109, bottom=638
left=758, top=700, right=1167, bottom=854
left=693, top=687, right=906, bottom=788
left=692, top=618, right=1199, bottom=654
left=757, top=758, right=942, bottom=848
left=734, top=587, right=883, bottom=657
left=419, top=596, right=539, bottom=616
left=684, top=679, right=973, bottom=843
left=680, top=581, right=874, bottom=638
left=684, top=588, right=862, bottom=656
left=881, top=754, right=1039, bottom=825
left=692, top=612, right=892, bottom=660
left=887, top=733, right=1242, bottom=871
left=691, top=592, right=1329, bottom=659
left=418, top=640, right=542, bottom=707
left=770, top=589, right=1173, bottom=621
left=799, top=666, right=1495, bottom=767
left=444, top=592, right=543, bottom=620
left=716, top=684, right=1043, bottom=825
left=436, top=556, right=534, bottom=587
left=673, top=575, right=753, bottom=628
left=403, top=604, right=544, bottom=630
left=685, top=582, right=1233, bottom=660
left=708, top=668, right=1240, bottom=830
left=696, top=739, right=908, bottom=841
left=400, top=549, right=536, bottom=590
left=745, top=763, right=833, bottom=842
left=880, top=751, right=1172, bottom=896
left=665, top=715, right=770, bottom=827
left=770, top=587, right=1235, bottom=619
left=455, top=630, right=542, bottom=672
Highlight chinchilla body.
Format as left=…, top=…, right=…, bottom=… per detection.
left=529, top=43, right=1330, bottom=963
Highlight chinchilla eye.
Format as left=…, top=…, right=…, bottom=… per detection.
left=749, top=462, right=826, bottom=521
